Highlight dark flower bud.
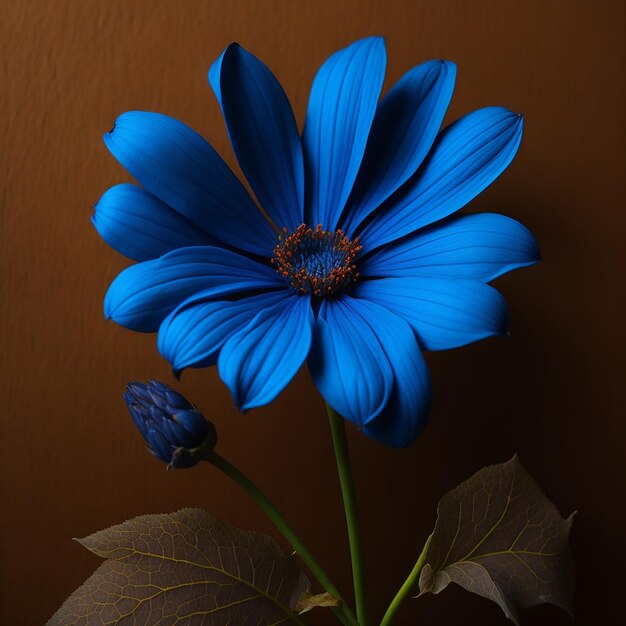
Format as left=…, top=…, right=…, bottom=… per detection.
left=124, top=380, right=217, bottom=469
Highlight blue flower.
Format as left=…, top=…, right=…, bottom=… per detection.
left=125, top=380, right=217, bottom=468
left=95, top=38, right=538, bottom=448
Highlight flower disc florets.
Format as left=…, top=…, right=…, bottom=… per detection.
left=272, top=224, right=362, bottom=296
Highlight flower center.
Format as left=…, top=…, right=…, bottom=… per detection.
left=272, top=224, right=362, bottom=296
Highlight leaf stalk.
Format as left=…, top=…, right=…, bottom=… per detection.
left=379, top=534, right=432, bottom=626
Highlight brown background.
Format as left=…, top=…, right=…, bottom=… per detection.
left=1, top=1, right=624, bottom=624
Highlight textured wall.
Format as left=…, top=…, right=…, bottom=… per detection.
left=1, top=1, right=624, bottom=624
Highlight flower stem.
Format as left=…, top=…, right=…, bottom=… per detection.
left=204, top=450, right=358, bottom=626
left=326, top=404, right=369, bottom=626
left=379, top=534, right=432, bottom=626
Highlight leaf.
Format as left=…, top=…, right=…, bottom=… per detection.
left=418, top=455, right=575, bottom=625
left=48, top=508, right=311, bottom=625
left=296, top=591, right=341, bottom=614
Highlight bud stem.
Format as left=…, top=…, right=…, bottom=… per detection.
left=203, top=450, right=359, bottom=626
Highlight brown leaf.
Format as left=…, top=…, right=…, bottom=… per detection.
left=295, top=591, right=341, bottom=614
left=48, top=508, right=310, bottom=625
left=418, top=456, right=574, bottom=625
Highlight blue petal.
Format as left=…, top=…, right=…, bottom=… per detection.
left=210, top=44, right=304, bottom=231
left=208, top=48, right=226, bottom=107
left=308, top=296, right=396, bottom=428
left=105, top=246, right=283, bottom=332
left=361, top=320, right=431, bottom=448
left=104, top=111, right=276, bottom=256
left=359, top=107, right=524, bottom=251
left=342, top=60, right=456, bottom=235
left=353, top=277, right=508, bottom=351
left=302, top=37, right=386, bottom=231
left=158, top=290, right=289, bottom=373
left=92, top=184, right=215, bottom=261
left=361, top=213, right=539, bottom=281
left=218, top=294, right=314, bottom=410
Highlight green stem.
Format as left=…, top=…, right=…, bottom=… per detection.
left=326, top=404, right=369, bottom=626
left=204, top=450, right=358, bottom=626
left=379, top=534, right=432, bottom=626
